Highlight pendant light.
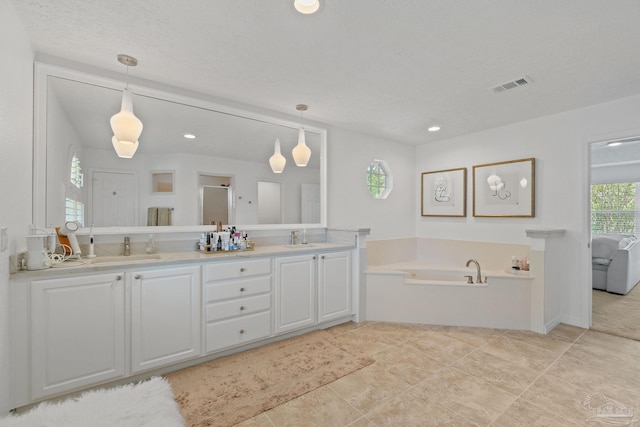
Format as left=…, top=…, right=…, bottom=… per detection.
left=111, top=54, right=143, bottom=159
left=294, top=0, right=320, bottom=14
left=269, top=138, right=286, bottom=173
left=292, top=104, right=311, bottom=167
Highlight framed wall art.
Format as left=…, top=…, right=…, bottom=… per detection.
left=421, top=167, right=467, bottom=217
left=472, top=158, right=535, bottom=217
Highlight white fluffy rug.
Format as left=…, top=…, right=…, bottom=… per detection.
left=0, top=377, right=184, bottom=427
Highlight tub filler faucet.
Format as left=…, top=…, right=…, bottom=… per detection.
left=466, top=259, right=483, bottom=284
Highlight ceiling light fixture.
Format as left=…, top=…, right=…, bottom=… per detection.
left=294, top=0, right=320, bottom=14
left=110, top=54, right=143, bottom=159
left=428, top=126, right=441, bottom=132
left=269, top=138, right=286, bottom=173
left=606, top=141, right=623, bottom=147
left=183, top=133, right=196, bottom=139
left=292, top=104, right=312, bottom=167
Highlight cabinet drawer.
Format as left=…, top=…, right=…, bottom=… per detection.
left=206, top=311, right=272, bottom=353
left=205, top=275, right=271, bottom=303
left=205, top=258, right=271, bottom=281
left=206, top=293, right=271, bottom=322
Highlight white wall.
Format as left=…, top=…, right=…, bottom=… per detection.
left=0, top=0, right=34, bottom=414
left=416, top=93, right=640, bottom=328
left=327, top=126, right=416, bottom=240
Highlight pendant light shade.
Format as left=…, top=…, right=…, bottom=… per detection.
left=110, top=54, right=142, bottom=159
left=292, top=104, right=311, bottom=167
left=111, top=87, right=143, bottom=158
left=292, top=127, right=311, bottom=166
left=294, top=0, right=320, bottom=14
left=269, top=139, right=286, bottom=173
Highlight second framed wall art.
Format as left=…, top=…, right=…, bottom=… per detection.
left=472, top=158, right=535, bottom=217
left=421, top=167, right=467, bottom=217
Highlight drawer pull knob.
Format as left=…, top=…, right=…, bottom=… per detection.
left=240, top=306, right=245, bottom=311
left=240, top=287, right=245, bottom=292
left=116, top=275, right=122, bottom=281
left=240, top=329, right=245, bottom=334
left=313, top=256, right=317, bottom=260
left=135, top=275, right=141, bottom=280
left=321, top=255, right=325, bottom=259
left=240, top=267, right=245, bottom=272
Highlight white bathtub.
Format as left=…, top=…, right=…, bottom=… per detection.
left=365, top=263, right=533, bottom=329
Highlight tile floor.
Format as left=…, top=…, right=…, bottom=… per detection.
left=236, top=322, right=640, bottom=426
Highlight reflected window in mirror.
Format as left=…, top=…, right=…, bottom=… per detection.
left=65, top=150, right=85, bottom=225
left=366, top=159, right=393, bottom=199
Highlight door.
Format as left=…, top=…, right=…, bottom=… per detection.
left=91, top=170, right=137, bottom=226
left=131, top=265, right=201, bottom=373
left=301, top=183, right=321, bottom=223
left=274, top=254, right=316, bottom=333
left=318, top=251, right=352, bottom=322
left=31, top=273, right=125, bottom=399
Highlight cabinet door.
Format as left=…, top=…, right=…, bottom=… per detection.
left=31, top=272, right=125, bottom=399
left=274, top=254, right=316, bottom=334
left=318, top=251, right=352, bottom=322
left=131, top=265, right=201, bottom=373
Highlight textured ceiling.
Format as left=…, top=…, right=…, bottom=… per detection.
left=10, top=0, right=640, bottom=145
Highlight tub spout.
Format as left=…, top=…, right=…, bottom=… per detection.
left=465, top=259, right=483, bottom=284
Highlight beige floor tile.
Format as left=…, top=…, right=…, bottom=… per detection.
left=364, top=387, right=480, bottom=426
left=453, top=350, right=539, bottom=395
left=329, top=329, right=395, bottom=358
left=345, top=416, right=372, bottom=427
left=479, top=336, right=558, bottom=371
left=519, top=374, right=604, bottom=424
left=373, top=344, right=448, bottom=385
left=577, top=330, right=640, bottom=359
left=235, top=413, right=274, bottom=427
left=329, top=363, right=412, bottom=414
left=501, top=329, right=572, bottom=353
left=491, top=398, right=583, bottom=427
left=432, top=325, right=504, bottom=347
left=403, top=330, right=478, bottom=363
left=416, top=367, right=517, bottom=425
left=264, top=385, right=361, bottom=427
left=546, top=323, right=586, bottom=343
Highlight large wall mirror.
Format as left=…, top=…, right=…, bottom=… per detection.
left=33, top=63, right=327, bottom=234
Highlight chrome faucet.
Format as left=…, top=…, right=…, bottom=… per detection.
left=124, top=237, right=131, bottom=256
left=466, top=259, right=483, bottom=284
left=290, top=230, right=299, bottom=245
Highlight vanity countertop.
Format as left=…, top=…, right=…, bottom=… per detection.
left=12, top=242, right=354, bottom=279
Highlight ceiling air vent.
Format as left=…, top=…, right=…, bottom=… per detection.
left=491, top=76, right=533, bottom=94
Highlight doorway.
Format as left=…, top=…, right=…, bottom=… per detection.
left=198, top=174, right=233, bottom=226
left=589, top=136, right=640, bottom=341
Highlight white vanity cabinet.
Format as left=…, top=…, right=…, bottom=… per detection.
left=274, top=254, right=317, bottom=334
left=317, top=251, right=352, bottom=322
left=30, top=272, right=126, bottom=400
left=204, top=257, right=272, bottom=353
left=130, top=265, right=201, bottom=373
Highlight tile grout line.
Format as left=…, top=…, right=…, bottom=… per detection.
left=486, top=329, right=588, bottom=426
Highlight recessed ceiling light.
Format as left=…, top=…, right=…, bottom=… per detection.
left=294, top=0, right=320, bottom=14
left=184, top=134, right=196, bottom=139
left=428, top=126, right=441, bottom=132
left=606, top=141, right=623, bottom=147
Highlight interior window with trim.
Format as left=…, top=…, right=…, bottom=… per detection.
left=366, top=159, right=393, bottom=199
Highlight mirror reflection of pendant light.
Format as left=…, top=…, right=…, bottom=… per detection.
left=110, top=54, right=143, bottom=159
left=269, top=138, right=286, bottom=173
left=292, top=104, right=312, bottom=167
left=294, top=0, right=320, bottom=14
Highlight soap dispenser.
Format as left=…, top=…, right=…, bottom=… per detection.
left=145, top=234, right=156, bottom=254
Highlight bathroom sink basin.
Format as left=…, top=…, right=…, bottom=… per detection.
left=90, top=254, right=162, bottom=264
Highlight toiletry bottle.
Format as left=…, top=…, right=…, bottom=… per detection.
left=217, top=236, right=222, bottom=251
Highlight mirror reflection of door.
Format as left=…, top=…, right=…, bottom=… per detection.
left=258, top=181, right=282, bottom=224
left=301, top=183, right=321, bottom=223
left=91, top=170, right=138, bottom=226
left=199, top=174, right=233, bottom=226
